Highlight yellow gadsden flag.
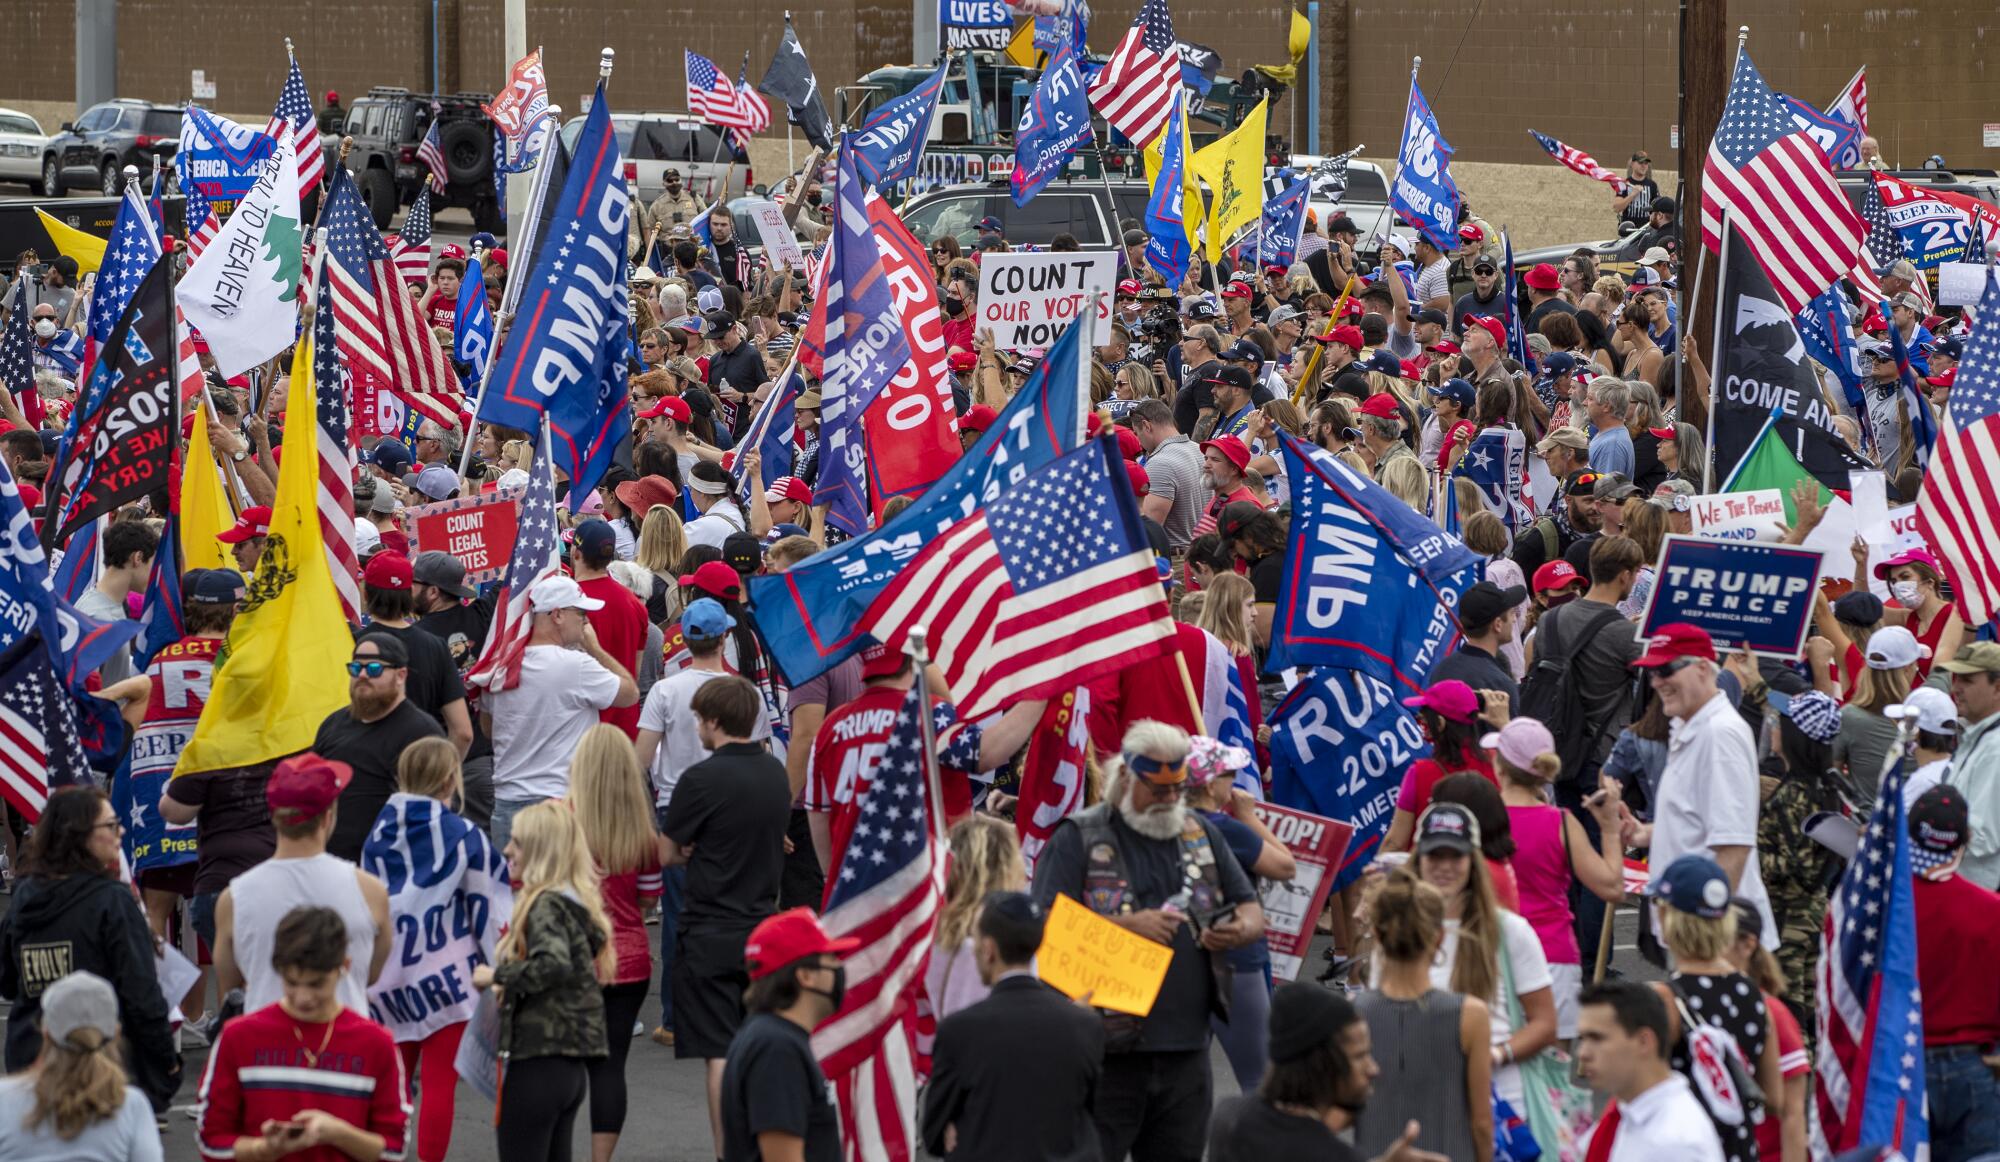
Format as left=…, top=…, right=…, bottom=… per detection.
left=1192, top=97, right=1268, bottom=263
left=33, top=208, right=108, bottom=274
left=179, top=399, right=237, bottom=574
left=174, top=338, right=351, bottom=775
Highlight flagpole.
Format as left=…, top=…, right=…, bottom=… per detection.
left=1704, top=211, right=1730, bottom=493
left=907, top=625, right=944, bottom=806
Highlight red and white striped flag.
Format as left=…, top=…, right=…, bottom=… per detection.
left=466, top=428, right=561, bottom=692
left=172, top=305, right=204, bottom=406
left=269, top=56, right=326, bottom=191
left=733, top=55, right=772, bottom=134
left=416, top=117, right=448, bottom=194
left=186, top=208, right=220, bottom=260
left=1086, top=0, right=1181, bottom=149
left=1699, top=48, right=1864, bottom=313
left=308, top=249, right=361, bottom=623
left=392, top=187, right=435, bottom=284
left=1916, top=266, right=2000, bottom=626
left=687, top=50, right=764, bottom=132
left=1528, top=130, right=1628, bottom=194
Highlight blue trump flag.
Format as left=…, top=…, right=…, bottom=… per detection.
left=1443, top=425, right=1528, bottom=537
left=746, top=313, right=1089, bottom=685
left=1011, top=33, right=1092, bottom=206
left=1884, top=310, right=1939, bottom=467
left=453, top=253, right=494, bottom=397
left=1267, top=667, right=1431, bottom=892
left=1143, top=100, right=1192, bottom=286
left=1268, top=434, right=1480, bottom=691
left=1500, top=229, right=1536, bottom=374
left=475, top=82, right=632, bottom=507
left=1258, top=173, right=1311, bottom=270
left=1797, top=286, right=1867, bottom=426
left=735, top=370, right=801, bottom=508
left=1781, top=94, right=1861, bottom=167
left=851, top=58, right=948, bottom=188
left=1390, top=72, right=1459, bottom=252
left=817, top=143, right=915, bottom=536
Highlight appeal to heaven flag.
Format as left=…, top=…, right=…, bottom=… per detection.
left=177, top=134, right=303, bottom=379
left=174, top=333, right=350, bottom=775
left=1192, top=97, right=1267, bottom=263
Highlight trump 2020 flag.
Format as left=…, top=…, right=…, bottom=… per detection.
left=1391, top=70, right=1459, bottom=253
left=1780, top=94, right=1861, bottom=168
left=476, top=82, right=632, bottom=507
left=1011, top=32, right=1092, bottom=206
left=850, top=57, right=947, bottom=188
left=1268, top=434, right=1480, bottom=691
left=1142, top=100, right=1194, bottom=286
left=1447, top=425, right=1528, bottom=535
left=453, top=252, right=494, bottom=395
left=1267, top=667, right=1430, bottom=892
left=177, top=105, right=279, bottom=236
left=1823, top=66, right=1868, bottom=170
left=177, top=134, right=303, bottom=378
left=1259, top=172, right=1311, bottom=270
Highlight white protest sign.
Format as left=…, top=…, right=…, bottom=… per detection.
left=976, top=251, right=1114, bottom=351
left=1938, top=261, right=1989, bottom=307
left=1692, top=489, right=1786, bottom=541
left=743, top=198, right=806, bottom=271
left=1850, top=469, right=1889, bottom=543
left=1801, top=498, right=1925, bottom=594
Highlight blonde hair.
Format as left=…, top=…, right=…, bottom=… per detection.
left=1460, top=510, right=1510, bottom=557
left=1175, top=590, right=1207, bottom=624
left=1379, top=456, right=1429, bottom=511
left=1852, top=662, right=1914, bottom=715
left=569, top=725, right=658, bottom=877
left=397, top=737, right=463, bottom=805
left=1194, top=572, right=1255, bottom=656
left=1119, top=363, right=1160, bottom=400
left=501, top=439, right=533, bottom=474
left=1260, top=398, right=1304, bottom=436
left=24, top=1025, right=127, bottom=1140
left=1372, top=867, right=1446, bottom=963
left=506, top=800, right=616, bottom=976
left=935, top=816, right=1026, bottom=951
left=636, top=505, right=688, bottom=576
left=1660, top=903, right=1738, bottom=963
left=1495, top=748, right=1563, bottom=788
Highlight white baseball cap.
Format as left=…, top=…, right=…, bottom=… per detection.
left=1904, top=686, right=1963, bottom=735
left=527, top=575, right=604, bottom=614
left=1865, top=625, right=1928, bottom=671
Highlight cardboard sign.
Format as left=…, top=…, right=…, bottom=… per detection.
left=1639, top=535, right=1823, bottom=659
left=743, top=198, right=806, bottom=271
left=1938, top=261, right=1990, bottom=308
left=1250, top=802, right=1354, bottom=981
left=1036, top=893, right=1175, bottom=1016
left=1691, top=489, right=1786, bottom=542
left=976, top=251, right=1114, bottom=351
left=404, top=489, right=523, bottom=583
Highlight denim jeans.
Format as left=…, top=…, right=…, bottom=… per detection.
left=488, top=796, right=543, bottom=852
left=655, top=804, right=686, bottom=1029
left=1927, top=1045, right=2000, bottom=1162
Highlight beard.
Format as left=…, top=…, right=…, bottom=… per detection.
left=350, top=685, right=399, bottom=720
left=1200, top=470, right=1217, bottom=492
left=1118, top=781, right=1187, bottom=841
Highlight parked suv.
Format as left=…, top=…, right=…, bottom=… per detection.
left=900, top=177, right=1160, bottom=249
left=41, top=99, right=181, bottom=196
left=342, top=87, right=501, bottom=232
left=558, top=112, right=752, bottom=207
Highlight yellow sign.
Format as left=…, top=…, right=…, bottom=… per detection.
left=1004, top=20, right=1040, bottom=70
left=1036, top=894, right=1175, bottom=1017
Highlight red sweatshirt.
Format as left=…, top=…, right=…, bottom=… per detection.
left=198, top=1004, right=409, bottom=1161
left=1914, top=872, right=2000, bottom=1046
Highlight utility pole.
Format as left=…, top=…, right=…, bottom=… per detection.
left=1679, top=0, right=1727, bottom=398
left=76, top=0, right=117, bottom=111
left=505, top=0, right=530, bottom=226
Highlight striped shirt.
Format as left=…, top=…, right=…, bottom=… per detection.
left=1142, top=435, right=1209, bottom=551
left=197, top=1004, right=409, bottom=1162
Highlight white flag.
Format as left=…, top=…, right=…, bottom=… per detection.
left=177, top=135, right=302, bottom=379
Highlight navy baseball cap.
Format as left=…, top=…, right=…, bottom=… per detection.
left=1365, top=348, right=1402, bottom=378
left=1925, top=336, right=1964, bottom=361
left=1429, top=377, right=1476, bottom=412
left=1648, top=853, right=1731, bottom=919
left=574, top=519, right=617, bottom=558
left=681, top=597, right=736, bottom=642
left=975, top=216, right=1003, bottom=233
left=1413, top=307, right=1450, bottom=327
left=1221, top=338, right=1263, bottom=364
left=187, top=568, right=247, bottom=605
left=1538, top=351, right=1578, bottom=378
left=367, top=441, right=413, bottom=471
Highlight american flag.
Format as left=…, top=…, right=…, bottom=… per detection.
left=811, top=680, right=947, bottom=1162
left=0, top=282, right=33, bottom=424
left=1086, top=0, right=1181, bottom=148
left=269, top=56, right=326, bottom=191
left=1859, top=174, right=1904, bottom=265
left=858, top=439, right=1178, bottom=722
left=1814, top=740, right=1928, bottom=1157
left=1916, top=265, right=2000, bottom=625
left=687, top=51, right=761, bottom=132
left=321, top=168, right=462, bottom=433
left=416, top=116, right=448, bottom=194
left=77, top=185, right=161, bottom=388
left=309, top=248, right=361, bottom=623
left=1528, top=130, right=1628, bottom=193
left=0, top=463, right=91, bottom=822
left=393, top=187, right=435, bottom=284
left=187, top=207, right=221, bottom=259
left=734, top=54, right=772, bottom=135
left=466, top=426, right=560, bottom=692
left=1700, top=48, right=1864, bottom=313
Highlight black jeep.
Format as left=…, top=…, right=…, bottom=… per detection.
left=340, top=87, right=501, bottom=232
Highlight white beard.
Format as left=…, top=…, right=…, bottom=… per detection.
left=1119, top=784, right=1188, bottom=841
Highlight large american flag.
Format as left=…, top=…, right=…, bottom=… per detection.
left=811, top=681, right=946, bottom=1162
left=321, top=168, right=462, bottom=431
left=393, top=187, right=435, bottom=284
left=465, top=426, right=560, bottom=692
left=416, top=116, right=448, bottom=194
left=308, top=248, right=361, bottom=623
left=0, top=464, right=90, bottom=822
left=1917, top=265, right=2000, bottom=626
left=1086, top=0, right=1181, bottom=148
left=0, top=283, right=32, bottom=422
left=1700, top=48, right=1864, bottom=313
left=78, top=185, right=161, bottom=387
left=858, top=439, right=1177, bottom=721
left=187, top=207, right=221, bottom=260
left=1529, top=130, right=1628, bottom=193
left=1814, top=741, right=1928, bottom=1157
left=687, top=50, right=763, bottom=132
left=269, top=56, right=326, bottom=191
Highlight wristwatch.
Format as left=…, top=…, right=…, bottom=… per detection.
left=231, top=448, right=247, bottom=462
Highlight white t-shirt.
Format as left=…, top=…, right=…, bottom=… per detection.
left=684, top=500, right=747, bottom=549
left=637, top=667, right=771, bottom=807
left=1650, top=691, right=1777, bottom=947
left=613, top=519, right=638, bottom=561
left=486, top=643, right=623, bottom=801
left=1906, top=756, right=1950, bottom=811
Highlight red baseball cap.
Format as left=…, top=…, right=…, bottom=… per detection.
left=1115, top=427, right=1143, bottom=461
left=1633, top=622, right=1717, bottom=668
left=217, top=505, right=272, bottom=544
left=1402, top=679, right=1479, bottom=724
left=1220, top=280, right=1253, bottom=299
left=764, top=476, right=814, bottom=505
left=744, top=907, right=861, bottom=980
left=640, top=395, right=693, bottom=423
left=1116, top=278, right=1143, bottom=296
left=961, top=404, right=999, bottom=434
left=1462, top=315, right=1507, bottom=350
left=860, top=640, right=908, bottom=680
left=679, top=560, right=745, bottom=601
left=1532, top=559, right=1582, bottom=593
left=1124, top=460, right=1151, bottom=497
left=267, top=752, right=354, bottom=821
left=948, top=350, right=977, bottom=373
left=1201, top=435, right=1251, bottom=472
left=362, top=551, right=413, bottom=590
left=1522, top=263, right=1561, bottom=291
left=1357, top=393, right=1402, bottom=420
left=1457, top=222, right=1485, bottom=245
left=1318, top=323, right=1365, bottom=350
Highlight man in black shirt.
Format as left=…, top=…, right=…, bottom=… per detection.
left=313, top=633, right=446, bottom=861
left=722, top=909, right=856, bottom=1162
left=411, top=550, right=496, bottom=827
left=1522, top=263, right=1577, bottom=332
left=353, top=551, right=472, bottom=756
left=704, top=311, right=770, bottom=436
left=1429, top=580, right=1526, bottom=713
left=1208, top=984, right=1398, bottom=1162
left=1613, top=151, right=1659, bottom=229
left=1451, top=253, right=1506, bottom=336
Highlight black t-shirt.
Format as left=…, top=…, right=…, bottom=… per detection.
left=1620, top=176, right=1661, bottom=226
left=164, top=764, right=279, bottom=895
left=416, top=600, right=496, bottom=759
left=662, top=742, right=793, bottom=930
left=721, top=1013, right=840, bottom=1162
left=1208, top=1096, right=1361, bottom=1162
left=1030, top=809, right=1256, bottom=1052
left=1248, top=551, right=1283, bottom=604
left=1452, top=288, right=1506, bottom=332
left=314, top=701, right=446, bottom=861
left=1526, top=296, right=1578, bottom=334
left=1428, top=644, right=1520, bottom=714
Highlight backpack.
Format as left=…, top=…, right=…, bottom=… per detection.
left=1518, top=603, right=1625, bottom=783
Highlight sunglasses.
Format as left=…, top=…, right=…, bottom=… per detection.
left=347, top=660, right=395, bottom=678
left=1651, top=656, right=1700, bottom=677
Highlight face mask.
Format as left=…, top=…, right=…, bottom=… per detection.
left=33, top=320, right=56, bottom=338
left=802, top=965, right=847, bottom=1012
left=1892, top=580, right=1924, bottom=606
left=943, top=297, right=964, bottom=317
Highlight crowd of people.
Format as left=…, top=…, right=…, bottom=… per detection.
left=0, top=61, right=1996, bottom=1162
